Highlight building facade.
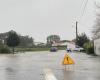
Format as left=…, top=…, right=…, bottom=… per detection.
left=94, top=38, right=100, bottom=55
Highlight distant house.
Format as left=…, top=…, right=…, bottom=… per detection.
left=94, top=38, right=100, bottom=55
left=34, top=42, right=46, bottom=46
left=52, top=40, right=76, bottom=50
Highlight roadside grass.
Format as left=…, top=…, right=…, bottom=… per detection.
left=15, top=47, right=50, bottom=52
left=15, top=46, right=66, bottom=53
left=0, top=45, right=66, bottom=54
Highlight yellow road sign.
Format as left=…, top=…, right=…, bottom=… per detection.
left=62, top=54, right=75, bottom=65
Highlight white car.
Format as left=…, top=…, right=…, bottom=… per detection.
left=74, top=47, right=84, bottom=52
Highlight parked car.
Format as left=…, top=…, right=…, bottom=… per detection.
left=50, top=47, right=58, bottom=52
left=73, top=46, right=84, bottom=52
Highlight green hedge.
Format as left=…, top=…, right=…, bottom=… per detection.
left=15, top=46, right=67, bottom=52
left=0, top=45, right=10, bottom=53
left=83, top=42, right=94, bottom=54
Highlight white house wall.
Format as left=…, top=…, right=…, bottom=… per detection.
left=52, top=42, right=76, bottom=50
left=94, top=38, right=100, bottom=55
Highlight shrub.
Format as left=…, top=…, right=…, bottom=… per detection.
left=0, top=45, right=10, bottom=53
left=87, top=46, right=94, bottom=54
left=84, top=42, right=94, bottom=54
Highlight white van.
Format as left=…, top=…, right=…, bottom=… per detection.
left=73, top=46, right=84, bottom=52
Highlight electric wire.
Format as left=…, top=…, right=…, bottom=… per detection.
left=78, top=0, right=89, bottom=22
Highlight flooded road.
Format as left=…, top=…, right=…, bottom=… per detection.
left=0, top=50, right=100, bottom=80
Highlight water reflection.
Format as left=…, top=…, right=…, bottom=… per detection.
left=0, top=51, right=100, bottom=80
left=0, top=53, right=42, bottom=80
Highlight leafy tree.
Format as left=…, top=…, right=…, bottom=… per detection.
left=0, top=30, right=34, bottom=48
left=19, top=36, right=34, bottom=47
left=47, top=35, right=60, bottom=46
left=75, top=33, right=90, bottom=47
left=6, top=31, right=20, bottom=54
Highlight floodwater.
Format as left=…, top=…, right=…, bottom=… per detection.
left=0, top=51, right=100, bottom=80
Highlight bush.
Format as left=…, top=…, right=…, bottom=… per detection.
left=84, top=42, right=94, bottom=54
left=87, top=46, right=94, bottom=54
left=0, top=45, right=10, bottom=53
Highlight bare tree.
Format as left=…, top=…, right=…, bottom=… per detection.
left=92, top=2, right=100, bottom=39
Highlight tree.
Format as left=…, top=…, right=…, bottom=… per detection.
left=47, top=35, right=60, bottom=46
left=75, top=33, right=90, bottom=47
left=92, top=3, right=100, bottom=39
left=19, top=36, right=34, bottom=47
left=6, top=31, right=20, bottom=54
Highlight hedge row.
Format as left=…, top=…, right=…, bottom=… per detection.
left=0, top=45, right=10, bottom=53
left=83, top=42, right=94, bottom=54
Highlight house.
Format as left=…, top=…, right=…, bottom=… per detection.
left=94, top=38, right=100, bottom=55
left=52, top=40, right=76, bottom=50
left=34, top=42, right=46, bottom=46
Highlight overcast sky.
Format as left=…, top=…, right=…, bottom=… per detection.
left=0, top=0, right=98, bottom=42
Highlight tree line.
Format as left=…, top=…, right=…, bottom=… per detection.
left=0, top=30, right=93, bottom=54
left=0, top=30, right=34, bottom=53
left=0, top=30, right=34, bottom=48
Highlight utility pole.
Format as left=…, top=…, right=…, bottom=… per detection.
left=76, top=21, right=78, bottom=46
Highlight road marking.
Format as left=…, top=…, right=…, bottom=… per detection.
left=44, top=68, right=58, bottom=80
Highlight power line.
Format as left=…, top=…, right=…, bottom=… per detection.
left=78, top=21, right=88, bottom=27
left=75, top=0, right=89, bottom=37
left=72, top=0, right=89, bottom=42
left=80, top=0, right=87, bottom=16
left=78, top=0, right=89, bottom=22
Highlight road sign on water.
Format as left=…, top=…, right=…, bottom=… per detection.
left=62, top=54, right=75, bottom=65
